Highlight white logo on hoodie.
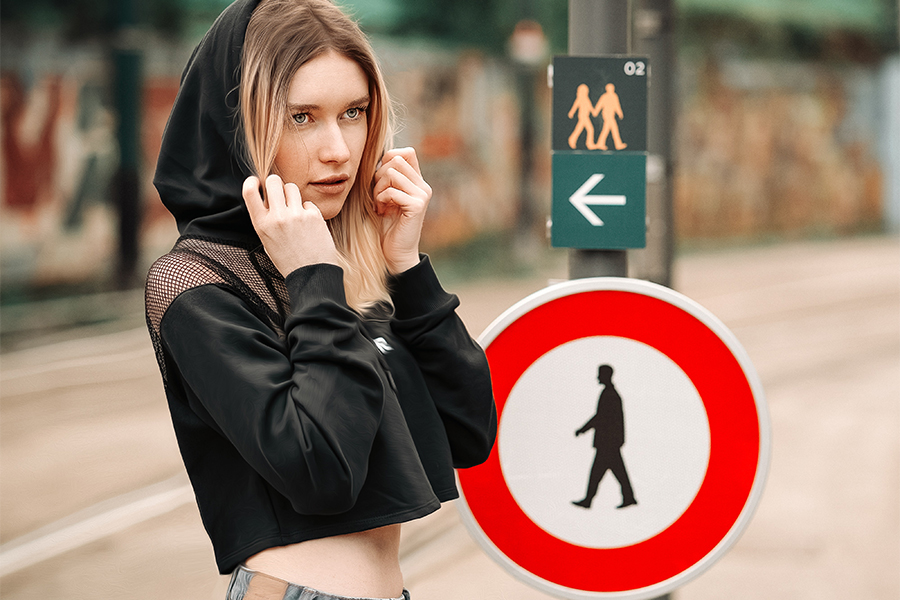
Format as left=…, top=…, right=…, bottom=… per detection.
left=373, top=337, right=393, bottom=354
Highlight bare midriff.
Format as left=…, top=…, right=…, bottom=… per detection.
left=244, top=524, right=404, bottom=598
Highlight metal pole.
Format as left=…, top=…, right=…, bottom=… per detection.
left=567, top=0, right=631, bottom=280
left=568, top=9, right=673, bottom=600
left=515, top=63, right=539, bottom=253
left=631, top=0, right=675, bottom=287
left=112, top=0, right=142, bottom=288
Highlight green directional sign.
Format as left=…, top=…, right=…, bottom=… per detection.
left=551, top=55, right=648, bottom=249
left=551, top=152, right=646, bottom=249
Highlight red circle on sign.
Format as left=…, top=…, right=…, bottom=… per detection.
left=458, top=287, right=762, bottom=594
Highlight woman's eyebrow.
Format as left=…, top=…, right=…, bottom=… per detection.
left=346, top=95, right=370, bottom=108
left=287, top=103, right=317, bottom=113
left=287, top=95, right=370, bottom=113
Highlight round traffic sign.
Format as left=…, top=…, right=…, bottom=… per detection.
left=457, top=278, right=770, bottom=599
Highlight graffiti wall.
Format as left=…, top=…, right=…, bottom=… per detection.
left=0, top=33, right=893, bottom=293
left=674, top=56, right=887, bottom=240
left=0, top=38, right=539, bottom=293
left=0, top=41, right=184, bottom=294
left=1, top=68, right=114, bottom=290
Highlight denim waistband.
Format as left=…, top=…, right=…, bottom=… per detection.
left=227, top=565, right=410, bottom=600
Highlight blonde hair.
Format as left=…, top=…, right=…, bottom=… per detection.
left=240, top=0, right=393, bottom=311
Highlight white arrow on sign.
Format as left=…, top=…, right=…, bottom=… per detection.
left=568, top=173, right=626, bottom=226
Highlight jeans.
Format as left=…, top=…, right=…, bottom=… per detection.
left=226, top=565, right=411, bottom=600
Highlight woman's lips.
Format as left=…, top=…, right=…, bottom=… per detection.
left=310, top=176, right=349, bottom=195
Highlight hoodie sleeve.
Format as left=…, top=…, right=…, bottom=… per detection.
left=387, top=256, right=497, bottom=468
left=159, top=262, right=387, bottom=515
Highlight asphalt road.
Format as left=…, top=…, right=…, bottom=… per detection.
left=1, top=236, right=897, bottom=599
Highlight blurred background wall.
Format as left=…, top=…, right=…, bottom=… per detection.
left=0, top=0, right=897, bottom=302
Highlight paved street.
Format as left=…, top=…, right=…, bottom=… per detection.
left=1, top=236, right=898, bottom=599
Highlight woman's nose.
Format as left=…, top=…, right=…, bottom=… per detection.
left=318, top=123, right=351, bottom=164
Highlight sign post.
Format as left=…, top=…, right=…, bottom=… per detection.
left=565, top=0, right=635, bottom=279
left=457, top=278, right=771, bottom=600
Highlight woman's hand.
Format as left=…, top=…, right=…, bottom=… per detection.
left=372, top=147, right=432, bottom=274
left=243, top=174, right=339, bottom=277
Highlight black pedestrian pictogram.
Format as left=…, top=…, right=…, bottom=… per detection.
left=573, top=364, right=638, bottom=509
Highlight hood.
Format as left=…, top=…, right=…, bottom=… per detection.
left=153, top=0, right=262, bottom=243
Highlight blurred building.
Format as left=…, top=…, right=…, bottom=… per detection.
left=0, top=0, right=897, bottom=298
left=674, top=0, right=899, bottom=242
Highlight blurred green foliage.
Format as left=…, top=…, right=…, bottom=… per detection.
left=0, top=0, right=569, bottom=54
left=0, top=0, right=231, bottom=39
left=680, top=0, right=899, bottom=55
left=384, top=0, right=568, bottom=55
left=0, top=0, right=893, bottom=56
left=680, top=0, right=898, bottom=38
left=1, top=0, right=115, bottom=38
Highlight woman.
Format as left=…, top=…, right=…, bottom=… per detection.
left=144, top=1, right=497, bottom=598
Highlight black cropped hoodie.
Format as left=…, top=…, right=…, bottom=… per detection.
left=145, top=0, right=496, bottom=574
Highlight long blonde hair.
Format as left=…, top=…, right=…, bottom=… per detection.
left=240, top=0, right=393, bottom=311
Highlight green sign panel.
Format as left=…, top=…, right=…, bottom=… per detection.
left=551, top=55, right=649, bottom=249
left=551, top=152, right=646, bottom=249
left=552, top=56, right=648, bottom=152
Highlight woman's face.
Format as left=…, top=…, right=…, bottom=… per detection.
left=274, top=49, right=370, bottom=220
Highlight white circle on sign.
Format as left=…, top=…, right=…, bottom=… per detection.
left=498, top=336, right=711, bottom=549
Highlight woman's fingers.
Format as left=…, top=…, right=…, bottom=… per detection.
left=264, top=174, right=288, bottom=215
left=374, top=152, right=428, bottom=193
left=374, top=167, right=418, bottom=205
left=374, top=185, right=414, bottom=217
left=373, top=151, right=432, bottom=218
left=302, top=200, right=323, bottom=218
left=241, top=174, right=337, bottom=275
left=242, top=176, right=266, bottom=215
left=246, top=175, right=314, bottom=214
left=382, top=147, right=421, bottom=175
left=372, top=148, right=433, bottom=275
left=283, top=181, right=302, bottom=209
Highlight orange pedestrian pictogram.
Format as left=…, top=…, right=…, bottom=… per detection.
left=568, top=84, right=598, bottom=150
left=567, top=82, right=628, bottom=151
left=595, top=83, right=627, bottom=150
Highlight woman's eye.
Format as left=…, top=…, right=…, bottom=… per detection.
left=345, top=106, right=367, bottom=120
left=291, top=113, right=309, bottom=125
